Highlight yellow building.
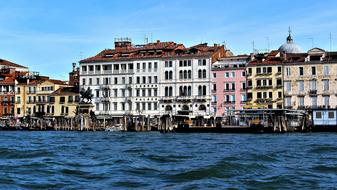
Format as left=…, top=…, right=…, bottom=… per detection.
left=50, top=86, right=79, bottom=118
left=15, top=75, right=69, bottom=117
left=246, top=51, right=284, bottom=109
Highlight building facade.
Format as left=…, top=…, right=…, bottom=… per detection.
left=15, top=75, right=68, bottom=117
left=246, top=51, right=284, bottom=109
left=79, top=39, right=226, bottom=119
left=211, top=55, right=249, bottom=116
left=283, top=48, right=337, bottom=109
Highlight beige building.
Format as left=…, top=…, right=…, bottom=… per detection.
left=246, top=51, right=284, bottom=109
left=283, top=48, right=337, bottom=109
left=15, top=75, right=68, bottom=117
left=50, top=87, right=79, bottom=118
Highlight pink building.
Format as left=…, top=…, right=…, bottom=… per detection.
left=212, top=55, right=250, bottom=117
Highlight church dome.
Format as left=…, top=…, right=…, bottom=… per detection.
left=278, top=28, right=303, bottom=53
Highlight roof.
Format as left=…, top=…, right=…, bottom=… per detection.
left=80, top=41, right=225, bottom=63
left=0, top=59, right=28, bottom=69
left=51, top=86, right=79, bottom=96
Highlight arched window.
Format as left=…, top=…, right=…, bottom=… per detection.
left=203, top=69, right=207, bottom=78
left=183, top=70, right=187, bottom=79
left=182, top=105, right=189, bottom=111
left=179, top=86, right=183, bottom=96
left=165, top=87, right=168, bottom=96
left=188, top=70, right=192, bottom=79
left=203, top=85, right=207, bottom=96
left=179, top=71, right=183, bottom=79
left=198, top=104, right=206, bottom=111
left=165, top=71, right=168, bottom=80
left=165, top=105, right=172, bottom=111
left=183, top=86, right=187, bottom=96
left=169, top=87, right=173, bottom=96
left=169, top=71, right=173, bottom=80
left=198, top=85, right=202, bottom=96
left=188, top=86, right=192, bottom=96
left=198, top=70, right=202, bottom=78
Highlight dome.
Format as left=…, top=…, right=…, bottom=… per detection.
left=278, top=43, right=303, bottom=54
left=278, top=27, right=303, bottom=53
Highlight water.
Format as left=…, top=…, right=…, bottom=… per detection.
left=0, top=132, right=337, bottom=189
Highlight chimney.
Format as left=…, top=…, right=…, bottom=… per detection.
left=114, top=38, right=132, bottom=51
left=156, top=40, right=160, bottom=43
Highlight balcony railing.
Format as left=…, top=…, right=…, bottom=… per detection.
left=309, top=90, right=317, bottom=96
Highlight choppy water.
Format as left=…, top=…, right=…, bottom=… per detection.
left=0, top=132, right=337, bottom=189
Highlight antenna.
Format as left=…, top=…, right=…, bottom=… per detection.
left=265, top=37, right=270, bottom=52
left=222, top=41, right=227, bottom=50
left=252, top=41, right=255, bottom=54
left=329, top=32, right=332, bottom=52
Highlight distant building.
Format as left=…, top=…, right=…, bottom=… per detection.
left=15, top=74, right=68, bottom=117
left=50, top=86, right=79, bottom=118
left=283, top=48, right=337, bottom=109
left=79, top=39, right=226, bottom=121
left=246, top=51, right=284, bottom=109
left=0, top=58, right=28, bottom=117
left=211, top=55, right=249, bottom=117
left=69, top=63, right=79, bottom=87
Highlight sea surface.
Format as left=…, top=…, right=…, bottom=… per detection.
left=0, top=132, right=337, bottom=190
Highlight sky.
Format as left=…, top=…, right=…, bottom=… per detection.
left=1, top=0, right=337, bottom=80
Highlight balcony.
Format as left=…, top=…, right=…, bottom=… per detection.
left=224, top=101, right=235, bottom=104
left=256, top=72, right=272, bottom=76
left=255, top=85, right=272, bottom=89
left=100, top=85, right=111, bottom=90
left=223, top=89, right=235, bottom=92
left=275, top=71, right=282, bottom=76
left=160, top=97, right=175, bottom=102
left=309, top=90, right=317, bottom=96
left=27, top=91, right=36, bottom=94
left=194, top=96, right=211, bottom=102
left=255, top=98, right=272, bottom=104
left=100, top=97, right=110, bottom=102
left=176, top=96, right=193, bottom=102
left=102, top=70, right=112, bottom=74
left=275, top=84, right=283, bottom=89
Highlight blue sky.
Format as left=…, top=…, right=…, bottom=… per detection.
left=1, top=0, right=337, bottom=80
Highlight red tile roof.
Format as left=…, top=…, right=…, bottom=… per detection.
left=0, top=59, right=27, bottom=69
left=80, top=41, right=224, bottom=63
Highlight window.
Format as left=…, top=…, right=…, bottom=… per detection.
left=286, top=67, right=291, bottom=76
left=285, top=81, right=291, bottom=91
left=310, top=80, right=317, bottom=90
left=298, top=97, right=304, bottom=107
left=311, top=66, right=316, bottom=75
left=316, top=112, right=322, bottom=119
left=311, top=96, right=317, bottom=107
left=136, top=77, right=140, bottom=84
left=324, top=96, right=330, bottom=107
left=122, top=77, right=125, bottom=84
left=277, top=66, right=282, bottom=73
left=285, top=97, right=291, bottom=107
left=142, top=77, right=146, bottom=84
left=328, top=111, right=335, bottom=119
left=299, top=67, right=304, bottom=76
left=114, top=77, right=118, bottom=84
left=231, top=72, right=235, bottom=78
left=323, top=65, right=329, bottom=76
left=241, top=71, right=246, bottom=77
left=154, top=76, right=158, bottom=83
left=256, top=68, right=261, bottom=74
left=225, top=72, right=229, bottom=78
left=142, top=62, right=146, bottom=70
left=323, top=80, right=329, bottom=91
left=96, top=78, right=100, bottom=85
left=82, top=78, right=86, bottom=85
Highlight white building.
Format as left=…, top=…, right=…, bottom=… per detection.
left=79, top=39, right=225, bottom=119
